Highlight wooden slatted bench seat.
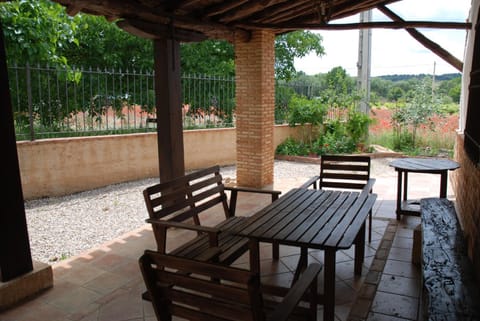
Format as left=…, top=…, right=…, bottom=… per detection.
left=420, top=198, right=480, bottom=321
left=140, top=250, right=321, bottom=321
left=143, top=165, right=281, bottom=265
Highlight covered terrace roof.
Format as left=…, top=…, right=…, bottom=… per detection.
left=51, top=0, right=471, bottom=70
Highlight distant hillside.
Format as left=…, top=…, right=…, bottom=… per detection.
left=376, top=73, right=461, bottom=82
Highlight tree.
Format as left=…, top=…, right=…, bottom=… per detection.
left=387, top=87, right=405, bottom=102
left=0, top=0, right=78, bottom=66
left=181, top=30, right=324, bottom=79
left=392, top=77, right=439, bottom=148
left=438, top=76, right=461, bottom=103
left=274, top=31, right=324, bottom=80
left=322, top=66, right=357, bottom=108
left=60, top=14, right=153, bottom=70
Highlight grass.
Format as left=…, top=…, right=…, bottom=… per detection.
left=369, top=129, right=456, bottom=158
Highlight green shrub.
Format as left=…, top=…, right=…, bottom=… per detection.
left=275, top=137, right=310, bottom=156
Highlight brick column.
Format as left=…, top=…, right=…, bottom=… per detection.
left=235, top=30, right=275, bottom=187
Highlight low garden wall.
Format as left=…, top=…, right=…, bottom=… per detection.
left=17, top=125, right=300, bottom=200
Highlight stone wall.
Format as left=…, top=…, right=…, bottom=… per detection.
left=452, top=133, right=480, bottom=282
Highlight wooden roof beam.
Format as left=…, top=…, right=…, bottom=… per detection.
left=117, top=19, right=207, bottom=42
left=236, top=20, right=471, bottom=32
left=203, top=0, right=249, bottom=18
left=378, top=5, right=465, bottom=72
left=259, top=1, right=314, bottom=24
left=331, top=0, right=402, bottom=20
left=217, top=0, right=280, bottom=23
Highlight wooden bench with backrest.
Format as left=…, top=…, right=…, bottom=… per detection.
left=420, top=198, right=480, bottom=321
left=143, top=165, right=281, bottom=265
left=139, top=249, right=321, bottom=321
left=300, top=154, right=376, bottom=242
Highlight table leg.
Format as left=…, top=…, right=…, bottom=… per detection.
left=324, top=249, right=336, bottom=321
left=403, top=171, right=409, bottom=202
left=249, top=239, right=260, bottom=274
left=396, top=170, right=402, bottom=220
left=440, top=171, right=448, bottom=198
left=293, top=247, right=308, bottom=283
left=354, top=223, right=366, bottom=275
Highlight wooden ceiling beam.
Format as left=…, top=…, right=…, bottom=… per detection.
left=331, top=0, right=402, bottom=20
left=117, top=19, right=207, bottom=42
left=259, top=1, right=314, bottom=24
left=203, top=0, right=249, bottom=18
left=236, top=20, right=471, bottom=32
left=378, top=5, right=464, bottom=72
left=217, top=0, right=280, bottom=23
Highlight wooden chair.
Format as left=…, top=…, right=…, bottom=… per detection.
left=139, top=250, right=321, bottom=321
left=301, top=155, right=376, bottom=242
left=143, top=165, right=281, bottom=265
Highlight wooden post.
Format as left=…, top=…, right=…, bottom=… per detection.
left=153, top=38, right=185, bottom=182
left=0, top=22, right=33, bottom=282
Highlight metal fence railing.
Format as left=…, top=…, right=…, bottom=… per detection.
left=8, top=63, right=329, bottom=141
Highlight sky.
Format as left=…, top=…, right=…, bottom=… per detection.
left=294, top=0, right=472, bottom=77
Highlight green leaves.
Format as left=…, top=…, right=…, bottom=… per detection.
left=275, top=31, right=324, bottom=81
left=0, top=0, right=78, bottom=66
left=391, top=77, right=440, bottom=148
left=287, top=95, right=326, bottom=127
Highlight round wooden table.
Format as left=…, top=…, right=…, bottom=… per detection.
left=389, top=158, right=460, bottom=219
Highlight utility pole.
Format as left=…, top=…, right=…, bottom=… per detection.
left=432, top=61, right=436, bottom=100
left=357, top=10, right=372, bottom=114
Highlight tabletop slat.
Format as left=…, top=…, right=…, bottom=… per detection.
left=237, top=188, right=308, bottom=236
left=261, top=190, right=331, bottom=240
left=338, top=194, right=377, bottom=248
left=286, top=192, right=341, bottom=244
left=309, top=192, right=359, bottom=246
left=274, top=190, right=336, bottom=242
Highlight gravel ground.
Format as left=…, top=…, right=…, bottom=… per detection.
left=24, top=158, right=394, bottom=263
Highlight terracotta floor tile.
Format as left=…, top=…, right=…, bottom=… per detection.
left=261, top=271, right=295, bottom=288
left=96, top=287, right=144, bottom=321
left=383, top=260, right=420, bottom=279
left=84, top=271, right=132, bottom=295
left=0, top=300, right=68, bottom=321
left=48, top=286, right=102, bottom=315
left=395, top=227, right=414, bottom=239
left=335, top=281, right=357, bottom=305
left=387, top=247, right=413, bottom=262
left=392, top=236, right=413, bottom=249
left=54, top=261, right=105, bottom=285
left=377, top=275, right=420, bottom=298
left=367, top=311, right=411, bottom=321
left=260, top=258, right=291, bottom=276
left=371, top=291, right=418, bottom=320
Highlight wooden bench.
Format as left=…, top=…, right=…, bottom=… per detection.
left=143, top=165, right=281, bottom=265
left=420, top=198, right=480, bottom=321
left=139, top=250, right=321, bottom=321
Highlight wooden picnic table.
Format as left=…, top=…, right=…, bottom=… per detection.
left=226, top=187, right=377, bottom=321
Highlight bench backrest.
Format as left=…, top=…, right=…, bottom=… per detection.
left=139, top=250, right=264, bottom=321
left=143, top=165, right=230, bottom=224
left=320, top=155, right=372, bottom=190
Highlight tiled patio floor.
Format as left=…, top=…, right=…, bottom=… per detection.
left=0, top=158, right=456, bottom=321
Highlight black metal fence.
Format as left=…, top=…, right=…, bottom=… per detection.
left=8, top=64, right=323, bottom=141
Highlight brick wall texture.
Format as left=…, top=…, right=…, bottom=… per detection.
left=234, top=30, right=275, bottom=187
left=452, top=133, right=480, bottom=282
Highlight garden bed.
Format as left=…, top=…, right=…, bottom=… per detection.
left=275, top=144, right=402, bottom=164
